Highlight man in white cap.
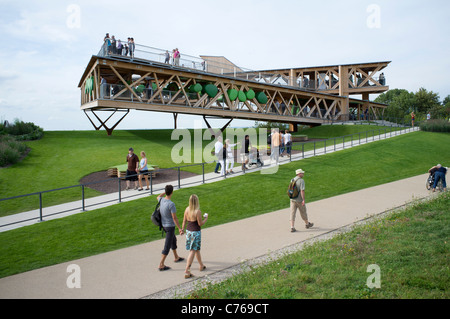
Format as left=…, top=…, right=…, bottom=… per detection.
left=290, top=168, right=313, bottom=232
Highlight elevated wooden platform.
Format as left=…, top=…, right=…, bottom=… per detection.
left=78, top=54, right=388, bottom=134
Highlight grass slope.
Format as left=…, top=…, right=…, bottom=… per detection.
left=0, top=126, right=405, bottom=215
left=0, top=131, right=448, bottom=278
left=188, top=192, right=449, bottom=299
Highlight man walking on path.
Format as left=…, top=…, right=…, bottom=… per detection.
left=214, top=136, right=223, bottom=174
left=271, top=129, right=281, bottom=164
left=157, top=185, right=184, bottom=271
left=290, top=169, right=314, bottom=232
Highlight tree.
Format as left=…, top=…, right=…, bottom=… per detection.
left=374, top=88, right=409, bottom=105
left=375, top=89, right=416, bottom=118
left=440, top=95, right=450, bottom=119
left=414, top=87, right=440, bottom=113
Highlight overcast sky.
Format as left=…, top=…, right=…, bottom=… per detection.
left=0, top=0, right=449, bottom=131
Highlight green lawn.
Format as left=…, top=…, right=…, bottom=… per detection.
left=187, top=192, right=449, bottom=299
left=0, top=129, right=215, bottom=215
left=0, top=131, right=448, bottom=278
left=0, top=125, right=405, bottom=216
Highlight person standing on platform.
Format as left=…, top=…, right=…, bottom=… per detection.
left=129, top=37, right=135, bottom=58
left=104, top=33, right=111, bottom=55
left=174, top=48, right=180, bottom=66
left=164, top=50, right=170, bottom=64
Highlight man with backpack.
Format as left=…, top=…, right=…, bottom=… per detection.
left=288, top=169, right=313, bottom=232
left=156, top=185, right=184, bottom=271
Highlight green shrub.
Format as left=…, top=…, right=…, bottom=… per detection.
left=0, top=135, right=29, bottom=167
left=0, top=119, right=44, bottom=141
left=419, top=119, right=450, bottom=132
left=0, top=143, right=20, bottom=166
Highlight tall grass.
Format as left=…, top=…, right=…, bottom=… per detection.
left=420, top=119, right=450, bottom=132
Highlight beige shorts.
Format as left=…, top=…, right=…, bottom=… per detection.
left=290, top=200, right=308, bottom=222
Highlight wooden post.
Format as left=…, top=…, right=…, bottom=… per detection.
left=289, top=69, right=295, bottom=87
left=339, top=65, right=349, bottom=119
left=362, top=93, right=369, bottom=120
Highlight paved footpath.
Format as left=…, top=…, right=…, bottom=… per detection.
left=0, top=173, right=433, bottom=299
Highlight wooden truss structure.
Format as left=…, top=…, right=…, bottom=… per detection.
left=79, top=56, right=388, bottom=134
left=242, top=61, right=390, bottom=95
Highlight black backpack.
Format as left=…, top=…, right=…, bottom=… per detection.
left=151, top=199, right=163, bottom=231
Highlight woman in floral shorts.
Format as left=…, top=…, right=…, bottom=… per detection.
left=182, top=194, right=208, bottom=279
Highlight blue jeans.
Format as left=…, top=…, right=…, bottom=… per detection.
left=433, top=171, right=447, bottom=188
left=214, top=161, right=221, bottom=173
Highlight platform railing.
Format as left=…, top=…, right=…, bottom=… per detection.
left=97, top=42, right=256, bottom=78
left=98, top=41, right=388, bottom=91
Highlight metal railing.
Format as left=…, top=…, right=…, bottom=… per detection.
left=96, top=41, right=387, bottom=90
left=98, top=42, right=255, bottom=77
left=0, top=126, right=418, bottom=229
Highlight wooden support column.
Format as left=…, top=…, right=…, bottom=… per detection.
left=289, top=69, right=295, bottom=87
left=339, top=65, right=349, bottom=120
left=362, top=92, right=370, bottom=120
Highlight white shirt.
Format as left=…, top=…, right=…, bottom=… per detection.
left=226, top=143, right=237, bottom=157
left=284, top=133, right=292, bottom=144
left=214, top=141, right=223, bottom=155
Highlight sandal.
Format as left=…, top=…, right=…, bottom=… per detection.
left=159, top=266, right=171, bottom=271
left=200, top=265, right=206, bottom=271
left=184, top=273, right=194, bottom=279
left=174, top=257, right=185, bottom=263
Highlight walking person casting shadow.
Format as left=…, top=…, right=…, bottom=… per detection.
left=182, top=194, right=208, bottom=279
left=157, top=185, right=184, bottom=271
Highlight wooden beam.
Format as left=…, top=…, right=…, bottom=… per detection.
left=109, top=65, right=143, bottom=102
